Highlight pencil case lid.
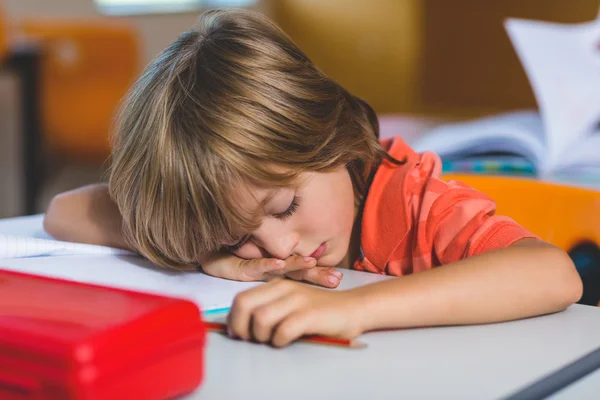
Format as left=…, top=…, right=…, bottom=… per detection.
left=0, top=268, right=206, bottom=399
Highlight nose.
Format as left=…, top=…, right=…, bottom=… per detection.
left=253, top=221, right=299, bottom=260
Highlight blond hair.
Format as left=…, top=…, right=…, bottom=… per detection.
left=109, top=9, right=402, bottom=271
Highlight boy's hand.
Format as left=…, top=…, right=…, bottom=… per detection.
left=200, top=252, right=343, bottom=288
left=227, top=278, right=363, bottom=347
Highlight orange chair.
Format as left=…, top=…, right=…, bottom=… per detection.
left=443, top=174, right=600, bottom=305
left=442, top=174, right=600, bottom=251
left=19, top=20, right=140, bottom=161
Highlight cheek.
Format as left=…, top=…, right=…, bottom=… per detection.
left=300, top=188, right=354, bottom=234
left=323, top=178, right=355, bottom=227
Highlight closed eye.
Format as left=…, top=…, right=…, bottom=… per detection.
left=224, top=196, right=300, bottom=252
left=273, top=196, right=300, bottom=220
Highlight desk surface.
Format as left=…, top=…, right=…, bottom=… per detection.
left=2, top=215, right=600, bottom=399
left=198, top=306, right=600, bottom=400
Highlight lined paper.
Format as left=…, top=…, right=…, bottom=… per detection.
left=0, top=234, right=136, bottom=259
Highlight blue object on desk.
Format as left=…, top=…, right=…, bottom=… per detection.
left=442, top=156, right=536, bottom=177
left=204, top=307, right=231, bottom=316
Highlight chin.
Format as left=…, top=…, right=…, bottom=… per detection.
left=318, top=252, right=344, bottom=268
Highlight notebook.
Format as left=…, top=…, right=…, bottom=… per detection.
left=0, top=234, right=136, bottom=258
left=411, top=17, right=600, bottom=179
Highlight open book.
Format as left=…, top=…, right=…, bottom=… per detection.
left=411, top=16, right=600, bottom=178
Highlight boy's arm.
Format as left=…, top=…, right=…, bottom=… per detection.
left=43, top=184, right=130, bottom=249
left=226, top=239, right=583, bottom=346
left=355, top=238, right=582, bottom=330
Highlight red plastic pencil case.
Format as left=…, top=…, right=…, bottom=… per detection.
left=0, top=268, right=206, bottom=400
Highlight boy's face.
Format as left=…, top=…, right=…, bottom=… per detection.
left=225, top=167, right=356, bottom=267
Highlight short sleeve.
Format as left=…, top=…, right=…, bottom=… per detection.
left=355, top=141, right=538, bottom=277
left=411, top=175, right=538, bottom=270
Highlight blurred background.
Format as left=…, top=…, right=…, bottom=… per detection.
left=0, top=0, right=598, bottom=218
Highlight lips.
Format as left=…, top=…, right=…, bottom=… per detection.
left=309, top=242, right=327, bottom=259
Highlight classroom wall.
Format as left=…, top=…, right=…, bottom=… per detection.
left=3, top=0, right=598, bottom=116
left=267, top=0, right=599, bottom=117
left=269, top=0, right=423, bottom=115
left=7, top=0, right=596, bottom=119
left=419, top=0, right=599, bottom=115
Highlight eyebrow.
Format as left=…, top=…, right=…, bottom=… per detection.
left=225, top=190, right=278, bottom=245
left=225, top=187, right=290, bottom=246
left=258, top=188, right=281, bottom=211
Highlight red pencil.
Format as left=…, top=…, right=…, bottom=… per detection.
left=204, top=322, right=366, bottom=349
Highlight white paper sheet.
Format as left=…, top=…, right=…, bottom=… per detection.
left=0, top=234, right=136, bottom=258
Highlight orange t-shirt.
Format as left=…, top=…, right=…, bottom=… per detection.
left=354, top=137, right=537, bottom=275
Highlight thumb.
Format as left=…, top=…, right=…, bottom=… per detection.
left=238, top=257, right=287, bottom=281
left=200, top=252, right=287, bottom=282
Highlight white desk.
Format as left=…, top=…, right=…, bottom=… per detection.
left=2, top=216, right=600, bottom=399
left=197, top=306, right=600, bottom=400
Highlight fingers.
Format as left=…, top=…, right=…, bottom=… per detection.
left=200, top=252, right=286, bottom=281
left=239, top=256, right=318, bottom=281
left=266, top=256, right=317, bottom=278
left=228, top=279, right=294, bottom=341
left=238, top=257, right=288, bottom=281
left=286, top=266, right=343, bottom=288
left=200, top=252, right=343, bottom=289
left=271, top=312, right=311, bottom=348
left=251, top=292, right=306, bottom=343
left=264, top=255, right=343, bottom=288
left=228, top=279, right=310, bottom=346
left=227, top=278, right=357, bottom=347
